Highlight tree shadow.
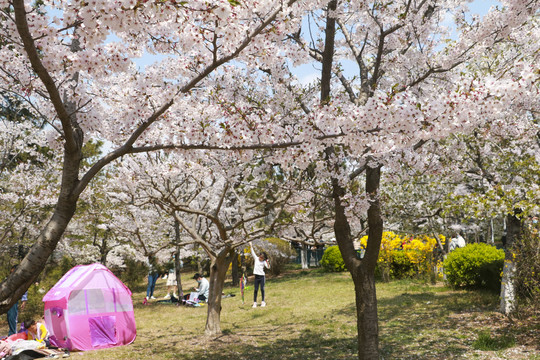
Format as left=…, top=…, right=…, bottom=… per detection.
left=377, top=290, right=500, bottom=359
left=170, top=329, right=357, bottom=360
left=264, top=268, right=335, bottom=284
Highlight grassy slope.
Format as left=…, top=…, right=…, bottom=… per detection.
left=1, top=268, right=538, bottom=359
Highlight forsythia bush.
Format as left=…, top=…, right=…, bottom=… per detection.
left=320, top=232, right=443, bottom=278
left=443, top=243, right=504, bottom=292
left=360, top=231, right=443, bottom=280
left=320, top=246, right=346, bottom=272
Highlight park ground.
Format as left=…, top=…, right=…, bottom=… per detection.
left=1, top=267, right=539, bottom=359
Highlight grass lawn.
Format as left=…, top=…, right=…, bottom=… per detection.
left=2, top=267, right=539, bottom=359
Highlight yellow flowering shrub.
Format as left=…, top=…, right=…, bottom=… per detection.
left=359, top=231, right=444, bottom=280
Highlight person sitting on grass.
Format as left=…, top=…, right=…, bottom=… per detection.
left=191, top=273, right=209, bottom=303
left=23, top=319, right=49, bottom=347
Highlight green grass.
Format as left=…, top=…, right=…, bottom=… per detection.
left=472, top=330, right=515, bottom=351
left=1, top=268, right=538, bottom=359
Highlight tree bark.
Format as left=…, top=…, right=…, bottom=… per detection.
left=231, top=250, right=239, bottom=286
left=354, top=268, right=380, bottom=359
left=300, top=243, right=309, bottom=269
left=174, top=220, right=184, bottom=298
left=0, top=0, right=85, bottom=314
left=500, top=211, right=522, bottom=314
left=319, top=0, right=382, bottom=357
left=204, top=251, right=233, bottom=336
left=0, top=150, right=81, bottom=313
left=331, top=169, right=383, bottom=360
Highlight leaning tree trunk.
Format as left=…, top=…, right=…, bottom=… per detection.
left=0, top=152, right=81, bottom=313
left=0, top=112, right=83, bottom=313
left=0, top=2, right=86, bottom=314
left=500, top=211, right=522, bottom=314
left=205, top=250, right=233, bottom=336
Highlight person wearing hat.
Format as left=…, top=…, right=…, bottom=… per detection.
left=192, top=273, right=209, bottom=302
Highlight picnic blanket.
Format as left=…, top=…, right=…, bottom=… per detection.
left=4, top=348, right=69, bottom=360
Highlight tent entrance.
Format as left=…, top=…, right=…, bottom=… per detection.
left=89, top=316, right=117, bottom=347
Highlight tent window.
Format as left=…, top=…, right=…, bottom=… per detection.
left=68, top=290, right=87, bottom=315
left=86, top=289, right=107, bottom=314
left=116, top=293, right=133, bottom=312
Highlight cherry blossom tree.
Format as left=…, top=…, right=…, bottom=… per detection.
left=1, top=3, right=539, bottom=360
left=273, top=1, right=540, bottom=358
left=110, top=151, right=292, bottom=335
left=0, top=0, right=319, bottom=313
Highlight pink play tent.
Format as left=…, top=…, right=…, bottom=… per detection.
left=42, top=263, right=136, bottom=351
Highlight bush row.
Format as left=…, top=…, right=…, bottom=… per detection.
left=320, top=233, right=505, bottom=292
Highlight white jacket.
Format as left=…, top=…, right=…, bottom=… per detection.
left=251, top=245, right=270, bottom=276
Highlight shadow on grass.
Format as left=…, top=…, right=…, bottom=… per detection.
left=376, top=289, right=500, bottom=359
left=170, top=329, right=357, bottom=360
left=266, top=268, right=338, bottom=284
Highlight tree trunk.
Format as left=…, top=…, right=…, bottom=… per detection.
left=99, top=234, right=109, bottom=265
left=356, top=166, right=383, bottom=360
left=197, top=258, right=203, bottom=275
left=489, top=218, right=495, bottom=245
left=0, top=148, right=82, bottom=314
left=319, top=0, right=382, bottom=357
left=354, top=268, right=380, bottom=359
left=231, top=250, right=239, bottom=286
left=174, top=220, right=184, bottom=299
left=331, top=167, right=383, bottom=360
left=500, top=211, right=522, bottom=314
left=300, top=244, right=309, bottom=269
left=1, top=5, right=85, bottom=314
left=240, top=252, right=246, bottom=275
left=205, top=251, right=233, bottom=336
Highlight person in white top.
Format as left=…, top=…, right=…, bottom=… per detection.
left=250, top=241, right=270, bottom=308
left=449, top=233, right=466, bottom=251
left=193, top=273, right=209, bottom=302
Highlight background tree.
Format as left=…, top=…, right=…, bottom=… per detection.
left=110, top=151, right=292, bottom=335
left=0, top=0, right=316, bottom=312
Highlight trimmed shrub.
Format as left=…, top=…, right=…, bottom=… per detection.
left=320, top=246, right=346, bottom=272
left=443, top=243, right=504, bottom=292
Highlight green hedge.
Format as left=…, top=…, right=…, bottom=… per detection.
left=320, top=246, right=346, bottom=272
left=443, top=243, right=504, bottom=292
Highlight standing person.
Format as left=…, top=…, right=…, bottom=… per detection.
left=192, top=273, right=209, bottom=302
left=250, top=241, right=270, bottom=308
left=146, top=255, right=159, bottom=301
left=6, top=265, right=27, bottom=336
left=164, top=260, right=178, bottom=300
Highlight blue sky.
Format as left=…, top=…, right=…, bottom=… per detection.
left=293, top=0, right=502, bottom=85
left=131, top=1, right=502, bottom=79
